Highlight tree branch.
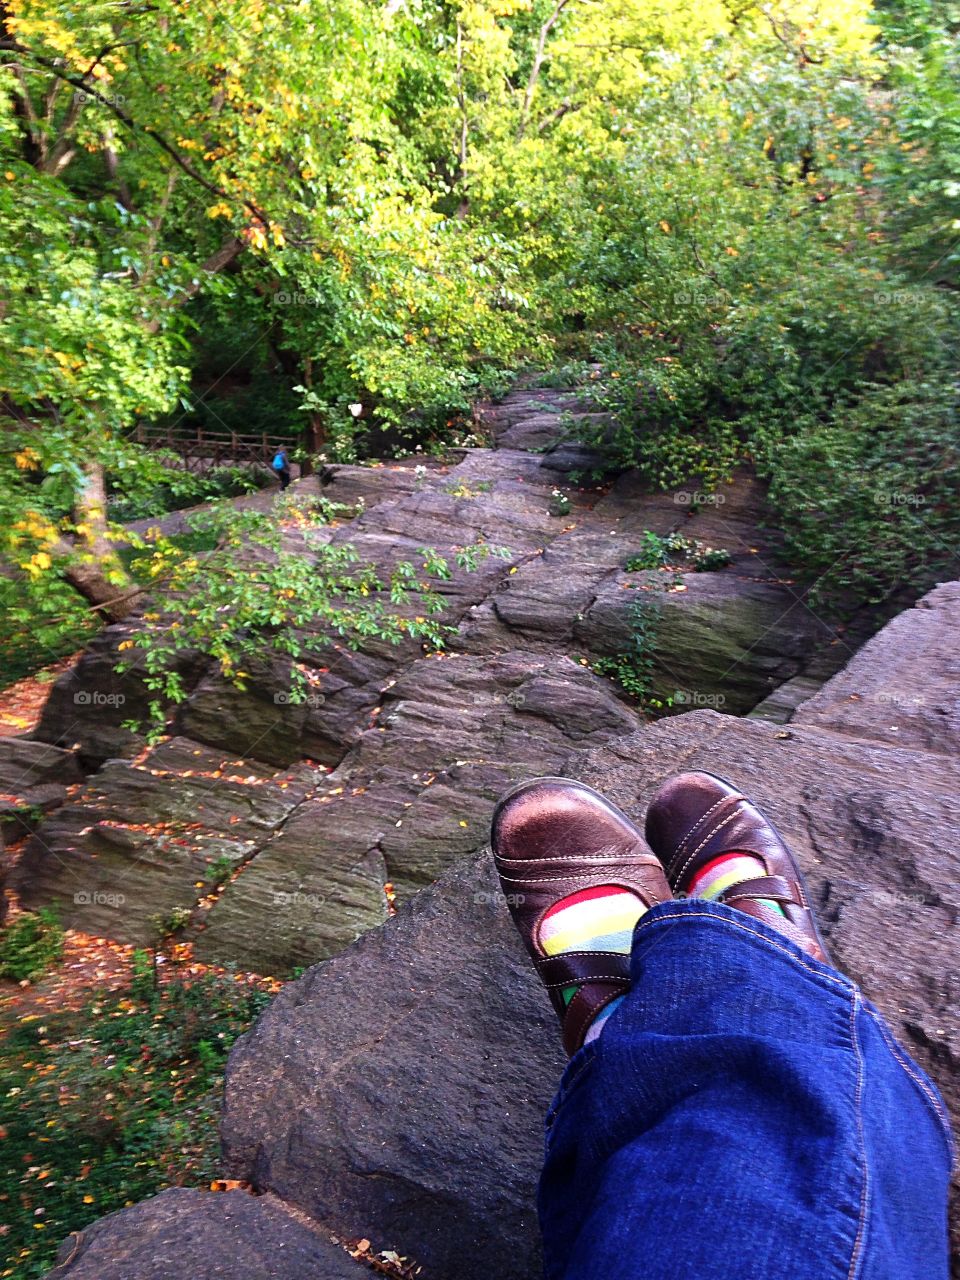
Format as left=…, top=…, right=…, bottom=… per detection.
left=516, top=0, right=573, bottom=141
left=0, top=37, right=275, bottom=225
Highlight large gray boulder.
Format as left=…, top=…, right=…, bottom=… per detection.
left=793, top=580, right=960, bottom=752
left=46, top=1187, right=366, bottom=1280
left=222, top=852, right=564, bottom=1280
left=221, top=704, right=959, bottom=1280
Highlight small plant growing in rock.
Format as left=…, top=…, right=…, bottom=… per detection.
left=549, top=488, right=571, bottom=517
left=625, top=531, right=730, bottom=573
left=152, top=905, right=192, bottom=939
left=206, top=855, right=235, bottom=888
left=592, top=592, right=667, bottom=709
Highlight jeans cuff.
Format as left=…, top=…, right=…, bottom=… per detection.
left=631, top=897, right=854, bottom=995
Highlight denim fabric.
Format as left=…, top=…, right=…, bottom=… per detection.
left=538, top=900, right=953, bottom=1280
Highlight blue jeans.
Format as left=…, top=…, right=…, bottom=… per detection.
left=538, top=900, right=953, bottom=1280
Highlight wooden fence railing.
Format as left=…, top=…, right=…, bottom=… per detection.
left=133, top=424, right=294, bottom=474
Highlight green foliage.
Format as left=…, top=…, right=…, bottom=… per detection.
left=0, top=573, right=99, bottom=687
left=764, top=374, right=960, bottom=604
left=117, top=492, right=493, bottom=734
left=592, top=591, right=667, bottom=708
left=1, top=0, right=956, bottom=635
left=0, top=909, right=64, bottom=983
left=0, top=968, right=273, bottom=1277
left=106, top=465, right=268, bottom=524
left=625, top=532, right=731, bottom=573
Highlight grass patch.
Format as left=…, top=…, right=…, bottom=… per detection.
left=0, top=957, right=274, bottom=1277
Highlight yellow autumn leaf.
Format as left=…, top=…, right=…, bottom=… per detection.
left=659, top=220, right=671, bottom=233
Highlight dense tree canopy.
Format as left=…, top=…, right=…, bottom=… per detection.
left=0, top=0, right=957, bottom=654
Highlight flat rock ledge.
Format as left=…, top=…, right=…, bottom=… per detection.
left=47, top=583, right=960, bottom=1279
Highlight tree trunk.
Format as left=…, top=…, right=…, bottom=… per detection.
left=57, top=463, right=142, bottom=622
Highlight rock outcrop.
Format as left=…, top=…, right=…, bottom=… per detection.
left=13, top=385, right=848, bottom=966
left=47, top=577, right=960, bottom=1280
left=46, top=1187, right=367, bottom=1279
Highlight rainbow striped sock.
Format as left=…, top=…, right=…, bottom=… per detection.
left=538, top=885, right=647, bottom=1046
left=687, top=853, right=786, bottom=917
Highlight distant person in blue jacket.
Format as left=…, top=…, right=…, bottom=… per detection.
left=272, top=447, right=291, bottom=490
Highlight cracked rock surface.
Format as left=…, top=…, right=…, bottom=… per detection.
left=13, top=385, right=842, bottom=963
left=34, top=386, right=960, bottom=1278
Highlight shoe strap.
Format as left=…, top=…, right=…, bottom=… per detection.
left=562, top=984, right=627, bottom=1057
left=535, top=950, right=631, bottom=990
left=718, top=874, right=801, bottom=907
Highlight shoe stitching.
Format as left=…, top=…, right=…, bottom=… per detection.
left=496, top=870, right=666, bottom=889
left=493, top=852, right=659, bottom=865
left=536, top=950, right=637, bottom=962
left=846, top=990, right=870, bottom=1280
left=667, top=793, right=736, bottom=868
left=541, top=975, right=630, bottom=989
left=673, top=809, right=742, bottom=887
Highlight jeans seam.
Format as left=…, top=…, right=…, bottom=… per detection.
left=545, top=1045, right=596, bottom=1140
left=636, top=909, right=854, bottom=996
left=846, top=989, right=870, bottom=1280
left=867, top=1009, right=956, bottom=1169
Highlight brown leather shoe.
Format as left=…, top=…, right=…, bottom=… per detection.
left=492, top=776, right=672, bottom=1055
left=644, top=771, right=832, bottom=964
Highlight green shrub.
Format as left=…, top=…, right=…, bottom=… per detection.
left=0, top=909, right=64, bottom=983
left=625, top=532, right=731, bottom=574
left=592, top=592, right=668, bottom=709
left=1, top=969, right=274, bottom=1277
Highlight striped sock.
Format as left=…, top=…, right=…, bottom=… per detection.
left=538, top=885, right=647, bottom=1046
left=687, top=852, right=786, bottom=917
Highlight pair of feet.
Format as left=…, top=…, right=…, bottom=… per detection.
left=492, top=772, right=831, bottom=1056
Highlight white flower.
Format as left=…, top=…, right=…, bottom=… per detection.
left=348, top=402, right=363, bottom=418
left=414, top=464, right=427, bottom=478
